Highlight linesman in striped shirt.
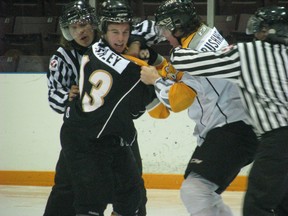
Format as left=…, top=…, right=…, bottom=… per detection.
left=170, top=6, right=288, bottom=216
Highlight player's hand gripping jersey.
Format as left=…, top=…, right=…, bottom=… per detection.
left=123, top=54, right=170, bottom=119
left=64, top=39, right=169, bottom=143
left=153, top=25, right=229, bottom=113
left=64, top=40, right=157, bottom=143
left=152, top=25, right=250, bottom=145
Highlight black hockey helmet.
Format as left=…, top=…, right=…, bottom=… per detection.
left=59, top=0, right=97, bottom=41
left=246, top=6, right=288, bottom=44
left=155, top=0, right=201, bottom=37
left=98, top=0, right=133, bottom=33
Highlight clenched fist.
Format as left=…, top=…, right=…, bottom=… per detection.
left=69, top=85, right=79, bottom=101
left=140, top=66, right=161, bottom=85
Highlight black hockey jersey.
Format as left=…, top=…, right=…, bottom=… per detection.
left=64, top=40, right=155, bottom=143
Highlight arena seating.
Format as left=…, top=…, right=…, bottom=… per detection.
left=44, top=0, right=72, bottom=16
left=223, top=0, right=264, bottom=14
left=16, top=55, right=50, bottom=72
left=0, top=0, right=287, bottom=72
left=8, top=0, right=44, bottom=16
left=3, top=16, right=58, bottom=56
left=0, top=56, right=18, bottom=72
left=3, top=33, right=43, bottom=55
left=194, top=0, right=208, bottom=15
left=0, top=16, right=14, bottom=56
left=143, top=2, right=161, bottom=17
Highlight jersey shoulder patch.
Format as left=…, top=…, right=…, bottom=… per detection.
left=49, top=59, right=58, bottom=70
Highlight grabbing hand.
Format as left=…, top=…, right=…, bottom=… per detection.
left=69, top=85, right=79, bottom=101
left=140, top=66, right=161, bottom=85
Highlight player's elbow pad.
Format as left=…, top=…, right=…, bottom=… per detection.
left=169, top=83, right=197, bottom=112
left=146, top=98, right=170, bottom=119
left=154, top=55, right=167, bottom=71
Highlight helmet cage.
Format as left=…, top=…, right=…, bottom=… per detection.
left=100, top=15, right=132, bottom=24
left=98, top=0, right=133, bottom=33
left=246, top=6, right=288, bottom=35
left=156, top=17, right=175, bottom=33
left=155, top=0, right=199, bottom=37
left=59, top=1, right=97, bottom=41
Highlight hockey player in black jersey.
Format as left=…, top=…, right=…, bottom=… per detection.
left=53, top=0, right=167, bottom=215
left=45, top=0, right=166, bottom=216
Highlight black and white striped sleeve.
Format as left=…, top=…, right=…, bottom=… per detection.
left=47, top=48, right=79, bottom=114
left=131, top=20, right=166, bottom=46
left=170, top=45, right=242, bottom=82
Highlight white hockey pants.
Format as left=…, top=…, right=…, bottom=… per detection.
left=180, top=172, right=233, bottom=216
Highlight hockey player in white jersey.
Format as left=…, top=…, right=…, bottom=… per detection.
left=140, top=0, right=259, bottom=215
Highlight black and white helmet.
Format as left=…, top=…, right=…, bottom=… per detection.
left=246, top=6, right=288, bottom=44
left=59, top=0, right=97, bottom=41
left=155, top=0, right=201, bottom=37
left=98, top=0, right=133, bottom=33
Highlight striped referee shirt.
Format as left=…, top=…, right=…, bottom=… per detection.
left=171, top=40, right=288, bottom=134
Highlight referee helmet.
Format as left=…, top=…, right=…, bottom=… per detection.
left=246, top=6, right=288, bottom=44
left=59, top=0, right=97, bottom=41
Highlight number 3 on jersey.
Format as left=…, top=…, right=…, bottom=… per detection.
left=80, top=55, right=113, bottom=112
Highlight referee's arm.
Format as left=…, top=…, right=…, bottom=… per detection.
left=170, top=46, right=242, bottom=82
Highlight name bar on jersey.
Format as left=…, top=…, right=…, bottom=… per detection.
left=93, top=41, right=130, bottom=74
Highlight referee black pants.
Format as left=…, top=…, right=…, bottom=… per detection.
left=243, top=127, right=288, bottom=216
